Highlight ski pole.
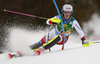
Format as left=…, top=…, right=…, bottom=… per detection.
left=3, top=9, right=61, bottom=25
left=3, top=9, right=48, bottom=20
left=90, top=41, right=100, bottom=43
left=93, top=42, right=100, bottom=43
left=53, top=0, right=65, bottom=50
left=87, top=41, right=100, bottom=46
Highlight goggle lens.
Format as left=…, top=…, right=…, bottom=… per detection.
left=63, top=11, right=72, bottom=15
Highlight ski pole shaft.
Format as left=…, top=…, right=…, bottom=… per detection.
left=3, top=9, right=48, bottom=20
left=88, top=41, right=100, bottom=45
left=93, top=41, right=100, bottom=43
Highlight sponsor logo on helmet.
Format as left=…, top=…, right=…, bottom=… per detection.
left=66, top=7, right=71, bottom=10
left=64, top=7, right=72, bottom=11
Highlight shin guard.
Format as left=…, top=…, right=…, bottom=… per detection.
left=43, top=35, right=60, bottom=50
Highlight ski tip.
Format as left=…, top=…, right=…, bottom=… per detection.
left=8, top=54, right=12, bottom=59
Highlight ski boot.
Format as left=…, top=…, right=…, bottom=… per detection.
left=35, top=47, right=44, bottom=55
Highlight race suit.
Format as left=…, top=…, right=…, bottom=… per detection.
left=38, top=15, right=85, bottom=45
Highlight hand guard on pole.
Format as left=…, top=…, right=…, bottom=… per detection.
left=82, top=39, right=93, bottom=47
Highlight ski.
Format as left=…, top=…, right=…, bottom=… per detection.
left=8, top=51, right=22, bottom=59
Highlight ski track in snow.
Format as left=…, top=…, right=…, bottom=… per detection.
left=0, top=13, right=100, bottom=64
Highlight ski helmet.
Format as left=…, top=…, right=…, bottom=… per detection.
left=62, top=4, right=73, bottom=15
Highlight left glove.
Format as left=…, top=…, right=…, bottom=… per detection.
left=81, top=36, right=93, bottom=47
left=82, top=39, right=90, bottom=47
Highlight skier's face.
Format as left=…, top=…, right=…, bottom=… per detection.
left=64, top=14, right=70, bottom=19
left=63, top=11, right=71, bottom=19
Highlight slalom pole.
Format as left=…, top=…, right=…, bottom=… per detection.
left=53, top=0, right=65, bottom=50
left=3, top=9, right=48, bottom=20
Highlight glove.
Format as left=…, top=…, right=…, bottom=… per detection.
left=82, top=39, right=90, bottom=47
left=81, top=36, right=94, bottom=47
left=82, top=37, right=94, bottom=47
left=48, top=18, right=61, bottom=23
left=48, top=20, right=57, bottom=25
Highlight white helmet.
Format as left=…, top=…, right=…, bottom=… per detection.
left=62, top=4, right=73, bottom=14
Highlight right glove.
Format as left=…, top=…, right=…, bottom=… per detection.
left=48, top=18, right=61, bottom=23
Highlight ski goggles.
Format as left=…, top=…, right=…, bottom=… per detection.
left=63, top=11, right=72, bottom=15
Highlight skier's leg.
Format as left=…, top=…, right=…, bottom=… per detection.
left=43, top=35, right=61, bottom=49
left=33, top=35, right=69, bottom=55
left=30, top=29, right=59, bottom=55
left=43, top=35, right=69, bottom=50
left=34, top=34, right=61, bottom=55
left=29, top=29, right=55, bottom=51
left=57, top=35, right=69, bottom=45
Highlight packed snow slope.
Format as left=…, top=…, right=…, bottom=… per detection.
left=0, top=13, right=100, bottom=64
left=1, top=44, right=100, bottom=64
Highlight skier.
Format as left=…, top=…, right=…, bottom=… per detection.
left=30, top=4, right=90, bottom=55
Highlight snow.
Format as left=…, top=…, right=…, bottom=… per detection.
left=0, top=13, right=100, bottom=64
left=1, top=44, right=100, bottom=64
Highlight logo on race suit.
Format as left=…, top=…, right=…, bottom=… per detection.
left=70, top=22, right=72, bottom=24
left=63, top=24, right=68, bottom=27
left=58, top=24, right=68, bottom=28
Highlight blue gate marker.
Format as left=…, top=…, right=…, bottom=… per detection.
left=53, top=0, right=65, bottom=50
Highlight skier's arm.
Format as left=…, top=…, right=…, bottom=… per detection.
left=73, top=20, right=91, bottom=47
left=46, top=16, right=61, bottom=25
left=73, top=20, right=85, bottom=40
